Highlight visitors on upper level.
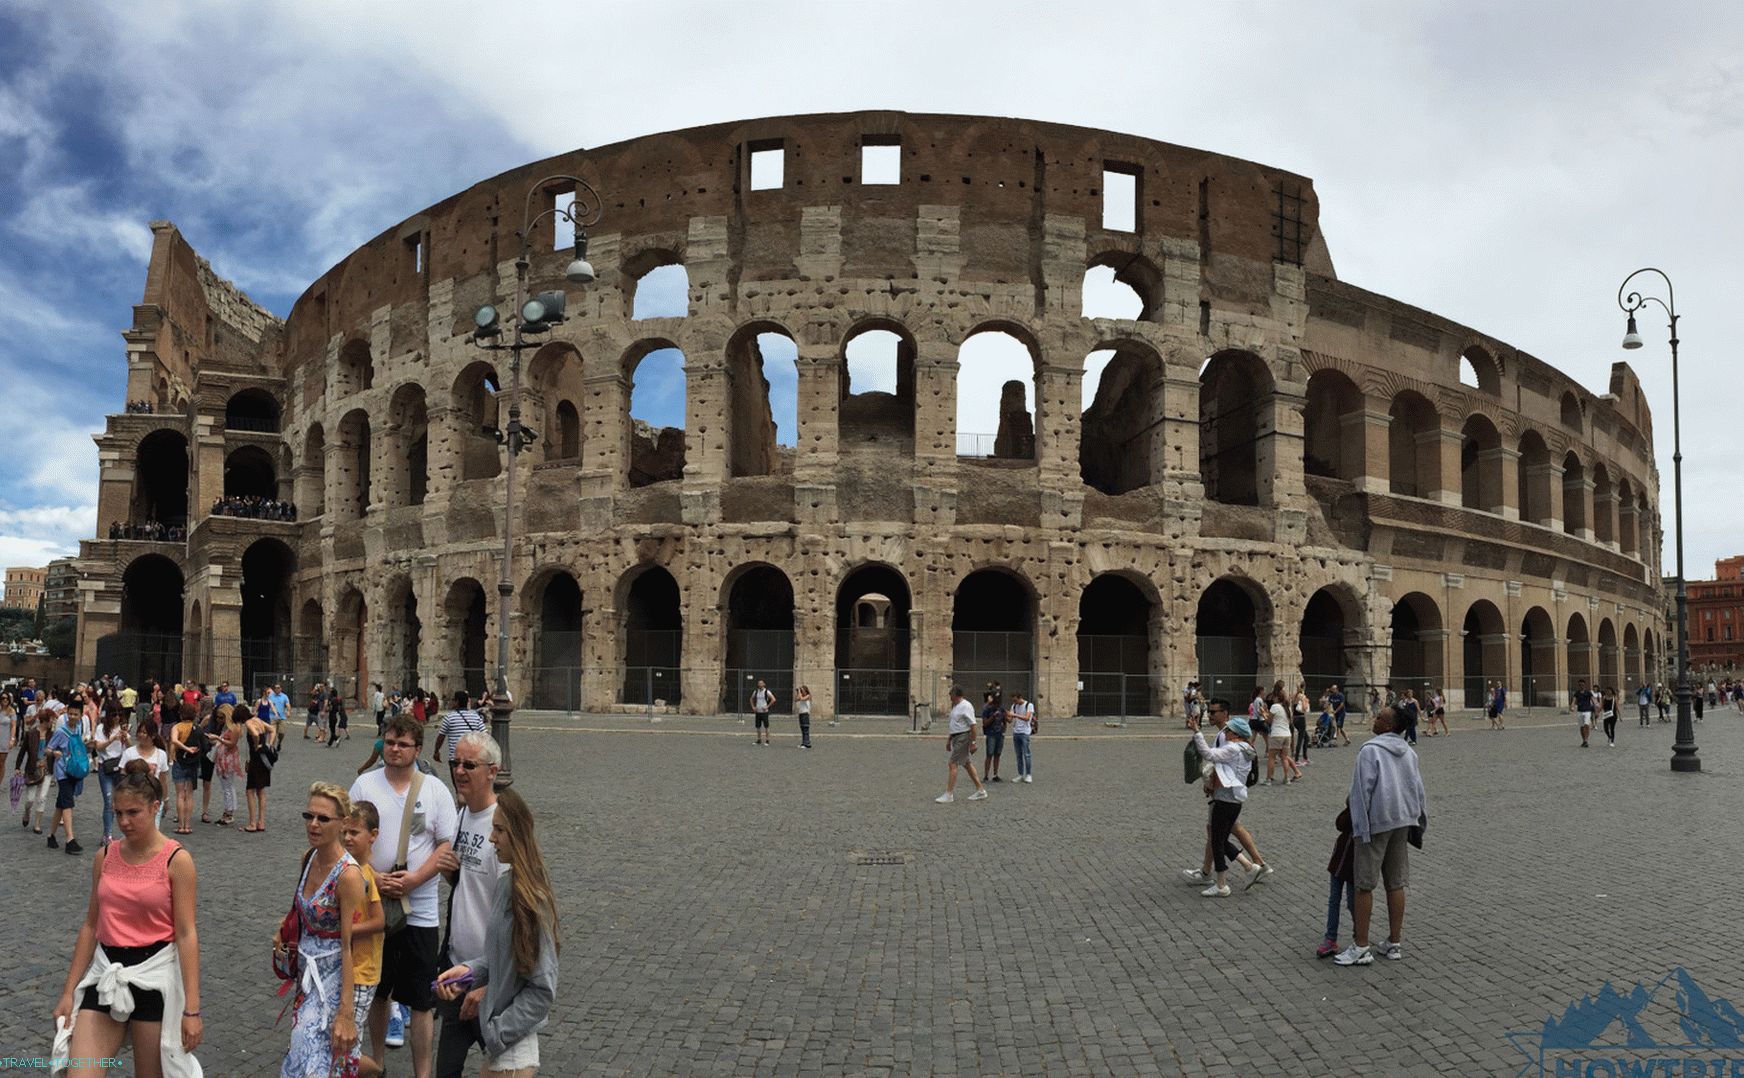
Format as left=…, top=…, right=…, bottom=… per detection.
left=209, top=495, right=297, bottom=521
left=124, top=400, right=155, bottom=414
left=109, top=521, right=187, bottom=542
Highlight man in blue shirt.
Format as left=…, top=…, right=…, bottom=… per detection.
left=269, top=683, right=290, bottom=742
left=1328, top=684, right=1349, bottom=746
left=213, top=681, right=238, bottom=708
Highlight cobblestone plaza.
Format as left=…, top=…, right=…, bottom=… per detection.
left=5, top=708, right=1738, bottom=1075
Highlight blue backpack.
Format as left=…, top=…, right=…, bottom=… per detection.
left=63, top=723, right=91, bottom=781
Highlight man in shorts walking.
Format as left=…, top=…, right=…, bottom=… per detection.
left=1328, top=683, right=1350, bottom=746
left=935, top=686, right=988, bottom=804
left=1573, top=679, right=1595, bottom=748
left=1335, top=706, right=1427, bottom=966
left=749, top=679, right=775, bottom=746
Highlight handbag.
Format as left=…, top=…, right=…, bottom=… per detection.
left=380, top=769, right=425, bottom=936
left=7, top=771, right=22, bottom=811
left=1407, top=811, right=1427, bottom=850
left=273, top=850, right=314, bottom=988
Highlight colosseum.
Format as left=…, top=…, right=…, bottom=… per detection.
left=72, top=111, right=1669, bottom=722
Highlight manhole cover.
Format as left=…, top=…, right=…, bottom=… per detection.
left=852, top=851, right=909, bottom=866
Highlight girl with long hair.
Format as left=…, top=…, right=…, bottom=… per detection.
left=207, top=705, right=243, bottom=826
left=435, top=787, right=559, bottom=1076
left=94, top=705, right=130, bottom=843
left=278, top=782, right=363, bottom=1076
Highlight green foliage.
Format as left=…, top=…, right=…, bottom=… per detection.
left=41, top=616, right=76, bottom=659
left=0, top=607, right=36, bottom=642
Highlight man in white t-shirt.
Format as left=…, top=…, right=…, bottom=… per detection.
left=1007, top=690, right=1036, bottom=782
left=349, top=714, right=458, bottom=1078
left=749, top=679, right=775, bottom=746
left=935, top=686, right=988, bottom=804
left=430, top=730, right=509, bottom=1078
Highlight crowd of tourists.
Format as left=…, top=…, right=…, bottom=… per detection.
left=108, top=520, right=188, bottom=542
left=210, top=494, right=298, bottom=520
left=5, top=675, right=555, bottom=1076
left=124, top=400, right=156, bottom=414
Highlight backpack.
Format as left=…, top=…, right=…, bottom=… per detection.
left=63, top=723, right=91, bottom=781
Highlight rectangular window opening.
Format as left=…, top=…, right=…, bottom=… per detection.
left=749, top=142, right=785, bottom=191
left=554, top=190, right=576, bottom=251
left=404, top=233, right=425, bottom=275
left=1102, top=165, right=1138, bottom=232
left=861, top=139, right=900, bottom=185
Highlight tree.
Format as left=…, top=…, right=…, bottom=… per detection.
left=0, top=607, right=34, bottom=642
left=42, top=616, right=76, bottom=659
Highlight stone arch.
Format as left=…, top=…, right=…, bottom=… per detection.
left=1520, top=605, right=1556, bottom=707
left=335, top=409, right=372, bottom=521
left=835, top=562, right=912, bottom=715
left=527, top=342, right=584, bottom=465
left=1562, top=452, right=1589, bottom=537
left=1598, top=617, right=1619, bottom=689
left=452, top=361, right=503, bottom=482
left=1196, top=576, right=1271, bottom=701
left=1461, top=599, right=1506, bottom=708
left=528, top=568, right=584, bottom=709
left=721, top=563, right=796, bottom=712
left=298, top=424, right=326, bottom=518
left=133, top=428, right=190, bottom=527
left=1566, top=611, right=1592, bottom=692
left=240, top=538, right=296, bottom=693
left=1387, top=390, right=1440, bottom=499
left=1301, top=584, right=1364, bottom=698
left=1082, top=251, right=1161, bottom=321
left=1623, top=623, right=1642, bottom=692
left=623, top=339, right=687, bottom=487
left=380, top=573, right=421, bottom=693
left=725, top=321, right=799, bottom=478
left=337, top=338, right=374, bottom=395
left=840, top=320, right=916, bottom=453
left=224, top=388, right=281, bottom=433
left=1303, top=368, right=1364, bottom=482
left=334, top=585, right=369, bottom=697
left=1077, top=572, right=1159, bottom=716
left=1459, top=345, right=1501, bottom=394
left=624, top=249, right=689, bottom=321
left=1517, top=430, right=1552, bottom=526
left=1460, top=413, right=1503, bottom=512
left=1560, top=391, right=1584, bottom=432
left=1388, top=592, right=1443, bottom=698
left=617, top=564, right=683, bottom=705
left=296, top=597, right=325, bottom=676
left=442, top=577, right=490, bottom=698
left=223, top=444, right=277, bottom=500
left=957, top=327, right=1038, bottom=461
left=952, top=566, right=1038, bottom=698
left=387, top=383, right=429, bottom=507
left=1080, top=338, right=1165, bottom=495
left=1200, top=350, right=1274, bottom=506
left=117, top=554, right=185, bottom=687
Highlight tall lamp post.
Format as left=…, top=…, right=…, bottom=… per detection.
left=468, top=175, right=603, bottom=785
left=1618, top=267, right=1697, bottom=772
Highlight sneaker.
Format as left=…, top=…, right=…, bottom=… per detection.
left=385, top=1005, right=406, bottom=1047
left=1333, top=944, right=1374, bottom=966
left=65, top=839, right=83, bottom=855
left=1024, top=774, right=1033, bottom=783
left=47, top=835, right=57, bottom=849
left=967, top=788, right=989, bottom=801
left=1382, top=940, right=1404, bottom=961
left=1199, top=883, right=1232, bottom=897
left=1181, top=868, right=1210, bottom=884
left=1315, top=939, right=1339, bottom=959
left=1260, top=779, right=1273, bottom=786
left=1244, top=864, right=1266, bottom=890
left=991, top=776, right=1002, bottom=783
left=934, top=792, right=955, bottom=804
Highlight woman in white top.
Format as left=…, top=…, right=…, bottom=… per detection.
left=120, top=725, right=171, bottom=829
left=1189, top=714, right=1256, bottom=897
left=94, top=706, right=130, bottom=843
left=1263, top=694, right=1302, bottom=786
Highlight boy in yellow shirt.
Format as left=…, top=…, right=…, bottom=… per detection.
left=345, top=801, right=387, bottom=1077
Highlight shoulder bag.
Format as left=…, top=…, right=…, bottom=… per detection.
left=380, top=768, right=425, bottom=936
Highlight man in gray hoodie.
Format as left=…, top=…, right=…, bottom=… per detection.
left=1334, top=706, right=1427, bottom=966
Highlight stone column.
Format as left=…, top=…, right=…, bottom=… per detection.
left=1264, top=375, right=1308, bottom=543
left=1490, top=446, right=1519, bottom=519
left=207, top=588, right=243, bottom=688
left=1159, top=341, right=1207, bottom=527
left=912, top=340, right=958, bottom=528
left=793, top=344, right=841, bottom=524
left=1036, top=361, right=1083, bottom=529
left=1429, top=428, right=1463, bottom=506
left=579, top=370, right=625, bottom=524
left=1349, top=401, right=1388, bottom=494
left=1537, top=458, right=1565, bottom=531
left=1567, top=476, right=1596, bottom=542
left=679, top=327, right=727, bottom=525
left=423, top=405, right=464, bottom=501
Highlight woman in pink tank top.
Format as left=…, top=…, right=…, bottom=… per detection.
left=53, top=762, right=203, bottom=1075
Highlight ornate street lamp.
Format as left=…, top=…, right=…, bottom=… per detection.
left=469, top=174, right=603, bottom=785
left=1618, top=267, right=1697, bottom=772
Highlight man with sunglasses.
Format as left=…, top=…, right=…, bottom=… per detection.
left=429, top=731, right=508, bottom=1077
left=349, top=714, right=458, bottom=1078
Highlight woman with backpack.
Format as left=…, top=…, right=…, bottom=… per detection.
left=45, top=702, right=93, bottom=854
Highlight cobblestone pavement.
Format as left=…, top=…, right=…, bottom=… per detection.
left=4, top=706, right=1741, bottom=1076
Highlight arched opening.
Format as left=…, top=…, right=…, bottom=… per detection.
left=957, top=329, right=1037, bottom=462
left=453, top=362, right=503, bottom=482
left=1459, top=346, right=1501, bottom=394
left=1081, top=254, right=1159, bottom=321
left=382, top=576, right=421, bottom=694
left=1591, top=463, right=1615, bottom=546
left=1521, top=606, right=1556, bottom=707
left=952, top=568, right=1036, bottom=698
left=554, top=402, right=580, bottom=461
left=1200, top=350, right=1273, bottom=506
left=105, top=554, right=184, bottom=686
left=629, top=259, right=689, bottom=320
left=531, top=571, right=583, bottom=709
left=337, top=339, right=374, bottom=395
left=1460, top=414, right=1502, bottom=512
left=1623, top=624, right=1642, bottom=693
left=444, top=579, right=489, bottom=698
left=1598, top=618, right=1619, bottom=689
left=840, top=324, right=916, bottom=454
left=240, top=538, right=295, bottom=694
left=620, top=566, right=682, bottom=705
left=722, top=565, right=795, bottom=713
left=388, top=384, right=429, bottom=507
left=1303, top=368, right=1364, bottom=482
left=223, top=445, right=277, bottom=500
left=1077, top=574, right=1156, bottom=717
left=1462, top=600, right=1505, bottom=708
left=296, top=598, right=325, bottom=677
left=1566, top=612, right=1592, bottom=697
left=1617, top=478, right=1638, bottom=556
left=1196, top=578, right=1263, bottom=701
left=1301, top=587, right=1359, bottom=699
left=335, top=588, right=368, bottom=699
left=835, top=565, right=911, bottom=715
left=1387, top=391, right=1440, bottom=499
left=224, top=388, right=281, bottom=433
left=133, top=429, right=190, bottom=527
left=726, top=324, right=799, bottom=478
left=527, top=343, right=583, bottom=466
left=1080, top=341, right=1164, bottom=495
left=298, top=425, right=326, bottom=519
left=335, top=410, right=371, bottom=521
left=1560, top=391, right=1583, bottom=432
left=626, top=343, right=687, bottom=487
left=1562, top=454, right=1589, bottom=536
left=1388, top=593, right=1444, bottom=698
left=1517, top=431, right=1552, bottom=526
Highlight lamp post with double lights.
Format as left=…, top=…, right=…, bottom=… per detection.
left=468, top=174, right=603, bottom=786
left=1618, top=267, right=1697, bottom=773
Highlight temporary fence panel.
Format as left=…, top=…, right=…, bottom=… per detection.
left=1076, top=634, right=1152, bottom=717
left=94, top=632, right=183, bottom=690
left=722, top=629, right=795, bottom=714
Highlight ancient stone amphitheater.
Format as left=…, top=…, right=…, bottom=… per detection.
left=74, top=111, right=1668, bottom=718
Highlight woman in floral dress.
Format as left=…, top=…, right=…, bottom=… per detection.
left=209, top=705, right=243, bottom=827
left=279, top=781, right=363, bottom=1077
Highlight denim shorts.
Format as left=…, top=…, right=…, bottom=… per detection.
left=170, top=760, right=199, bottom=785
left=984, top=731, right=1005, bottom=756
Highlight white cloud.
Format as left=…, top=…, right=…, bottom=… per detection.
left=0, top=501, right=95, bottom=566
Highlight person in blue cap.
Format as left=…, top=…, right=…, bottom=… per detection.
left=1188, top=711, right=1258, bottom=897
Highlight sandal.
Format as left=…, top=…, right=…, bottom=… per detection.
left=217, top=817, right=232, bottom=826
left=202, top=814, right=213, bottom=823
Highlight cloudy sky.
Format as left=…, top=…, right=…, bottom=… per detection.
left=1, top=0, right=1740, bottom=576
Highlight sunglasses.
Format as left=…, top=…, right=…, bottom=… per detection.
left=455, top=760, right=492, bottom=771
left=301, top=812, right=338, bottom=824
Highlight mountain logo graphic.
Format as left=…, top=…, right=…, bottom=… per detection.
left=1510, top=968, right=1744, bottom=1076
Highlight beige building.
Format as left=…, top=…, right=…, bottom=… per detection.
left=43, top=557, right=79, bottom=622
left=71, top=112, right=1667, bottom=714
left=4, top=566, right=46, bottom=613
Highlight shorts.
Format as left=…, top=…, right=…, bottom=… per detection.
left=1334, top=711, right=1346, bottom=728
left=380, top=924, right=440, bottom=1011
left=984, top=731, right=1004, bottom=757
left=56, top=777, right=80, bottom=810
left=352, top=982, right=378, bottom=1029
left=199, top=756, right=215, bottom=782
left=1354, top=826, right=1412, bottom=892
left=753, top=712, right=770, bottom=730
left=948, top=731, right=973, bottom=766
left=1578, top=711, right=1593, bottom=728
left=81, top=941, right=169, bottom=1022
